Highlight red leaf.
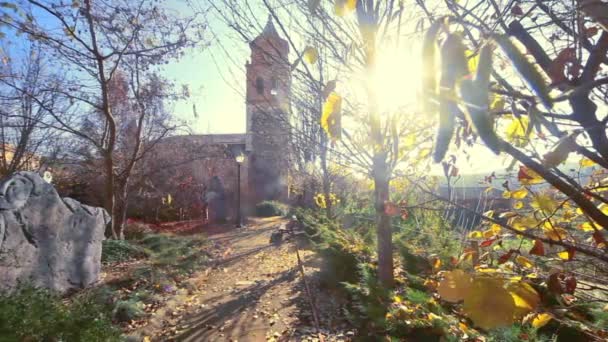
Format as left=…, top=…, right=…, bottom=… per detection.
left=511, top=4, right=524, bottom=16
left=567, top=248, right=576, bottom=260
left=564, top=275, right=577, bottom=294
left=547, top=272, right=564, bottom=295
left=518, top=165, right=534, bottom=182
left=529, top=239, right=545, bottom=256
left=384, top=202, right=399, bottom=216
left=480, top=238, right=497, bottom=247
left=450, top=256, right=459, bottom=266
left=585, top=26, right=599, bottom=38
left=548, top=48, right=580, bottom=84
left=498, top=250, right=514, bottom=264
left=593, top=231, right=606, bottom=246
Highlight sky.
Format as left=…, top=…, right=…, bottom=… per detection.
left=162, top=10, right=250, bottom=134
left=159, top=1, right=526, bottom=175
left=3, top=0, right=585, bottom=177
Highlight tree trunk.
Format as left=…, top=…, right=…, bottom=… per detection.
left=373, top=157, right=393, bottom=288
left=320, top=143, right=332, bottom=218
left=113, top=179, right=130, bottom=240
left=104, top=152, right=117, bottom=239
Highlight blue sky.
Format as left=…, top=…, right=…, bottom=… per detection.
left=162, top=2, right=267, bottom=135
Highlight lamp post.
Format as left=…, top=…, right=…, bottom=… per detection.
left=235, top=153, right=245, bottom=227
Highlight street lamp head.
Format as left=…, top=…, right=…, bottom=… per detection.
left=235, top=153, right=245, bottom=164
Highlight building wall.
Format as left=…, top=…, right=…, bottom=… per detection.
left=145, top=135, right=248, bottom=221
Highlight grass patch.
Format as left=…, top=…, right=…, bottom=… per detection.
left=0, top=285, right=120, bottom=342
left=102, top=239, right=148, bottom=264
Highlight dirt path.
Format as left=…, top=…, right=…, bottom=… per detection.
left=140, top=217, right=350, bottom=342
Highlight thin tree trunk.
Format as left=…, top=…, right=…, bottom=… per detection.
left=373, top=157, right=393, bottom=288
left=104, top=152, right=117, bottom=239
left=320, top=143, right=332, bottom=218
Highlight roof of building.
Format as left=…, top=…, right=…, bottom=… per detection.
left=262, top=16, right=279, bottom=37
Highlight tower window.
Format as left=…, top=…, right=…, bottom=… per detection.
left=270, top=77, right=278, bottom=96
left=256, top=77, right=264, bottom=95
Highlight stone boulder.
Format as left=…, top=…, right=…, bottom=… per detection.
left=0, top=171, right=109, bottom=293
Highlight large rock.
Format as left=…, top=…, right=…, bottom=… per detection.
left=0, top=171, right=109, bottom=293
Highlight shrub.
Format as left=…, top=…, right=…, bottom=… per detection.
left=255, top=200, right=288, bottom=217
left=112, top=299, right=145, bottom=323
left=123, top=221, right=154, bottom=240
left=102, top=239, right=148, bottom=264
left=0, top=285, right=120, bottom=342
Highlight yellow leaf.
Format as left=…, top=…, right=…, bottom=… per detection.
left=404, top=133, right=416, bottom=148
left=143, top=337, right=151, bottom=342
left=509, top=216, right=538, bottom=231
left=468, top=230, right=483, bottom=239
left=531, top=193, right=557, bottom=215
left=491, top=223, right=502, bottom=234
left=578, top=222, right=595, bottom=232
left=418, top=148, right=431, bottom=159
left=345, top=0, right=357, bottom=10
left=483, top=228, right=496, bottom=239
left=393, top=295, right=403, bottom=303
left=580, top=157, right=596, bottom=168
left=466, top=49, right=479, bottom=73
left=303, top=46, right=318, bottom=64
left=432, top=257, right=442, bottom=270
left=599, top=204, right=608, bottom=219
left=321, top=92, right=342, bottom=141
left=505, top=116, right=530, bottom=147
left=437, top=269, right=473, bottom=303
left=167, top=194, right=172, bottom=205
left=543, top=227, right=568, bottom=241
left=463, top=277, right=516, bottom=330
left=515, top=255, right=534, bottom=269
left=512, top=187, right=528, bottom=199
left=490, top=94, right=506, bottom=112
left=531, top=313, right=553, bottom=328
left=427, top=312, right=442, bottom=321
left=507, top=281, right=540, bottom=318
left=503, top=190, right=512, bottom=199
left=514, top=201, right=524, bottom=209
left=334, top=0, right=356, bottom=16
left=519, top=166, right=545, bottom=185
left=557, top=250, right=573, bottom=260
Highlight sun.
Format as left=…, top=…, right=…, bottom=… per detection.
left=370, top=41, right=423, bottom=114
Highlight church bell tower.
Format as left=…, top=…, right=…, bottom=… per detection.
left=245, top=17, right=291, bottom=203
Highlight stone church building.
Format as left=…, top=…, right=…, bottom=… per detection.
left=148, top=18, right=292, bottom=221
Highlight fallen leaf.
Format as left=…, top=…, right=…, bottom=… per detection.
left=531, top=313, right=553, bottom=328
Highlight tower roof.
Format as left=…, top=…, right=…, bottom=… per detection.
left=262, top=16, right=279, bottom=37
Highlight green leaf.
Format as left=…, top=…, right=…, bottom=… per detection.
left=434, top=33, right=467, bottom=163
left=421, top=19, right=445, bottom=113
left=492, top=34, right=552, bottom=109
